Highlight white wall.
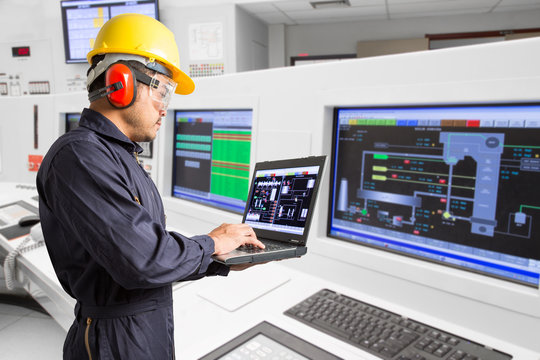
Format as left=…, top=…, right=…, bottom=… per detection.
left=235, top=6, right=269, bottom=72
left=0, top=94, right=86, bottom=184
left=0, top=1, right=241, bottom=94
left=0, top=0, right=88, bottom=94
left=0, top=1, right=539, bottom=93
left=268, top=24, right=286, bottom=68
left=284, top=9, right=540, bottom=59
left=160, top=3, right=236, bottom=75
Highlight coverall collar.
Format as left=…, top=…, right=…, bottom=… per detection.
left=79, top=108, right=144, bottom=154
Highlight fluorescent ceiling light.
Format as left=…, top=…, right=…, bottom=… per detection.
left=310, top=0, right=351, bottom=9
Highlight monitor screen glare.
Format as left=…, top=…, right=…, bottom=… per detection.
left=329, top=104, right=540, bottom=287
left=172, top=110, right=253, bottom=213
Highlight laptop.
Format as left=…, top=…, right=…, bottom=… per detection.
left=212, top=155, right=326, bottom=265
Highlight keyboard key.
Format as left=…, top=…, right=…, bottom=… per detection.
left=417, top=325, right=428, bottom=333
left=380, top=347, right=399, bottom=357
left=450, top=350, right=466, bottom=360
left=424, top=342, right=441, bottom=354
left=311, top=319, right=350, bottom=339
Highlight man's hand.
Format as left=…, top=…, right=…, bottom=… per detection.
left=209, top=223, right=265, bottom=255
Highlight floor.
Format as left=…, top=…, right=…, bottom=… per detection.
left=0, top=300, right=66, bottom=360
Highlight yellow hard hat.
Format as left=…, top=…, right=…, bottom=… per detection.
left=87, top=13, right=194, bottom=95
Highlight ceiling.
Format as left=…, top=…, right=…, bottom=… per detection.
left=236, top=0, right=540, bottom=25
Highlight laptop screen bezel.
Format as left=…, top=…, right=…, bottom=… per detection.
left=242, top=156, right=326, bottom=245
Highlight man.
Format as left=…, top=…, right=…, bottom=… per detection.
left=36, top=14, right=263, bottom=359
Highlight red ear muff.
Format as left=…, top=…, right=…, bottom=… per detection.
left=105, top=63, right=137, bottom=109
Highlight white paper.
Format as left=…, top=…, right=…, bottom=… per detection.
left=189, top=22, right=223, bottom=60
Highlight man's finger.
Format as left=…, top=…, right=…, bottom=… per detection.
left=246, top=237, right=265, bottom=249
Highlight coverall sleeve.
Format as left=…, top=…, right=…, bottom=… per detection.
left=42, top=140, right=227, bottom=289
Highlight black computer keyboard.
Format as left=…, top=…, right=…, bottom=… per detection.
left=284, top=289, right=512, bottom=360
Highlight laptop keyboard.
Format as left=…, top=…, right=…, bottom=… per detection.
left=237, top=242, right=290, bottom=254
left=285, top=289, right=512, bottom=360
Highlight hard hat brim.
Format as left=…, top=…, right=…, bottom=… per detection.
left=172, top=67, right=195, bottom=95
left=87, top=48, right=195, bottom=95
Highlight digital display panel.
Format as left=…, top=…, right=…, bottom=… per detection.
left=65, top=113, right=81, bottom=132
left=328, top=104, right=540, bottom=287
left=12, top=46, right=30, bottom=57
left=60, top=0, right=159, bottom=63
left=244, top=165, right=321, bottom=235
left=172, top=109, right=252, bottom=213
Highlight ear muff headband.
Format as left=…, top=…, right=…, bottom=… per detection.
left=88, top=62, right=157, bottom=109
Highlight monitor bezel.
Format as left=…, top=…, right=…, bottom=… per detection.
left=327, top=102, right=540, bottom=289
left=60, top=0, right=160, bottom=64
left=171, top=108, right=254, bottom=215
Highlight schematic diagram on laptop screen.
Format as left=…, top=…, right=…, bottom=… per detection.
left=172, top=110, right=252, bottom=213
left=245, top=166, right=320, bottom=235
left=329, top=105, right=540, bottom=287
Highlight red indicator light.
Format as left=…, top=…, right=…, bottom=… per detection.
left=439, top=179, right=446, bottom=184
left=392, top=174, right=398, bottom=178
left=467, top=120, right=480, bottom=127
left=440, top=198, right=447, bottom=203
left=298, top=53, right=309, bottom=57
left=413, top=230, right=420, bottom=235
left=404, top=160, right=410, bottom=164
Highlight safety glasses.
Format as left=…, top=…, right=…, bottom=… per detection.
left=148, top=73, right=177, bottom=111
left=134, top=69, right=177, bottom=111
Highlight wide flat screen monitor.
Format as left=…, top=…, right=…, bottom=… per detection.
left=60, top=0, right=159, bottom=63
left=329, top=104, right=540, bottom=288
left=172, top=109, right=253, bottom=213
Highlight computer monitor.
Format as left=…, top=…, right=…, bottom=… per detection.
left=60, top=0, right=159, bottom=63
left=328, top=103, right=540, bottom=288
left=65, top=113, right=81, bottom=132
left=172, top=109, right=253, bottom=213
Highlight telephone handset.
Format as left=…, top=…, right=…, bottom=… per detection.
left=4, top=223, right=45, bottom=290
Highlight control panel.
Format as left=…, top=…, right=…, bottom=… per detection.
left=0, top=39, right=54, bottom=96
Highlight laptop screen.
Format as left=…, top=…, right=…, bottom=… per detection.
left=244, top=164, right=322, bottom=236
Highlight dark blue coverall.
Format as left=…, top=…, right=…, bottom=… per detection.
left=36, top=108, right=229, bottom=359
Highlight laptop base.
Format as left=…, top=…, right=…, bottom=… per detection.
left=213, top=246, right=307, bottom=265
